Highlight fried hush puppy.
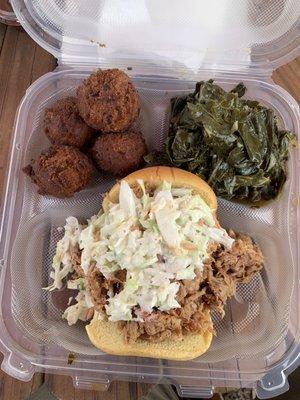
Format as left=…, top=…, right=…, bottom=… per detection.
left=23, top=145, right=93, bottom=198
left=91, top=130, right=148, bottom=176
left=77, top=69, right=139, bottom=132
left=44, top=97, right=95, bottom=149
left=24, top=69, right=146, bottom=196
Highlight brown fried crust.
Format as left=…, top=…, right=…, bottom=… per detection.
left=91, top=130, right=147, bottom=176
left=23, top=145, right=93, bottom=198
left=77, top=69, right=139, bottom=132
left=44, top=97, right=95, bottom=148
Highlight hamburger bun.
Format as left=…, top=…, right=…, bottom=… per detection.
left=86, top=311, right=212, bottom=361
left=86, top=166, right=217, bottom=360
left=103, top=166, right=217, bottom=212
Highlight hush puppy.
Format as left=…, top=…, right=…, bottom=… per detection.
left=44, top=97, right=95, bottom=148
left=77, top=69, right=139, bottom=132
left=91, top=130, right=147, bottom=176
left=23, top=145, right=93, bottom=198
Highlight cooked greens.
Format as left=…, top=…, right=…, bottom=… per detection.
left=145, top=80, right=296, bottom=203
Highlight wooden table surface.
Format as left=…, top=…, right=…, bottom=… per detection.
left=0, top=24, right=299, bottom=400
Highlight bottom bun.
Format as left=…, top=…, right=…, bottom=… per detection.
left=86, top=317, right=213, bottom=361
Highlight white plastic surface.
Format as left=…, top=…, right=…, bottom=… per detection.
left=11, top=0, right=300, bottom=71
left=0, top=69, right=299, bottom=398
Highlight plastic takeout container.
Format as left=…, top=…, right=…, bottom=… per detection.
left=0, top=1, right=299, bottom=398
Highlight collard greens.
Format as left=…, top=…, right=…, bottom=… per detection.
left=145, top=80, right=296, bottom=203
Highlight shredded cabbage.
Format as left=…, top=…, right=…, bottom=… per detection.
left=44, top=217, right=82, bottom=291
left=48, top=179, right=235, bottom=323
left=63, top=291, right=89, bottom=326
left=67, top=278, right=85, bottom=291
left=203, top=226, right=235, bottom=248
left=119, top=180, right=137, bottom=218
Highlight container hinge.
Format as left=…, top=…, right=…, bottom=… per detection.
left=72, top=375, right=110, bottom=391
left=55, top=56, right=274, bottom=81
left=1, top=353, right=34, bottom=382
left=256, top=370, right=289, bottom=399
left=256, top=344, right=300, bottom=399
left=176, top=384, right=214, bottom=398
left=56, top=56, right=101, bottom=70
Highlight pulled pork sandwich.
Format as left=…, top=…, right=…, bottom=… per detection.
left=46, top=167, right=263, bottom=360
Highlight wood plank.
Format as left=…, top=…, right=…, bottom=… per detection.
left=44, top=374, right=135, bottom=400
left=0, top=354, right=44, bottom=400
left=0, top=26, right=55, bottom=399
left=136, top=383, right=154, bottom=398
left=0, top=27, right=34, bottom=194
left=0, top=27, right=54, bottom=196
left=272, top=57, right=300, bottom=103
left=0, top=371, right=44, bottom=400
left=0, top=26, right=19, bottom=116
left=0, top=23, right=6, bottom=51
left=31, top=44, right=56, bottom=84
left=0, top=27, right=56, bottom=197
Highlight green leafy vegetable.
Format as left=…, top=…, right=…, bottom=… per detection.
left=145, top=80, right=296, bottom=204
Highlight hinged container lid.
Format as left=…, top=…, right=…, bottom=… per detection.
left=11, top=0, right=300, bottom=74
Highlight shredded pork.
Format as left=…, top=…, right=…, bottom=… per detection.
left=86, top=264, right=127, bottom=312
left=68, top=231, right=263, bottom=343
left=70, top=247, right=84, bottom=278
left=114, top=232, right=263, bottom=343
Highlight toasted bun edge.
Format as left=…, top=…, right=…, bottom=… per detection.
left=103, top=166, right=217, bottom=212
left=86, top=318, right=213, bottom=361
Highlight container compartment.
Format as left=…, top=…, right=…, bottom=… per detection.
left=0, top=69, right=299, bottom=394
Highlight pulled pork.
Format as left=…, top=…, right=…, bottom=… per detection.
left=70, top=246, right=85, bottom=278
left=201, top=230, right=264, bottom=315
left=83, top=232, right=263, bottom=343
left=86, top=264, right=127, bottom=311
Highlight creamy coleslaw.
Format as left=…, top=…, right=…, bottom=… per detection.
left=47, top=180, right=234, bottom=325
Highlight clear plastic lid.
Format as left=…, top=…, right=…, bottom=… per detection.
left=11, top=0, right=300, bottom=72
